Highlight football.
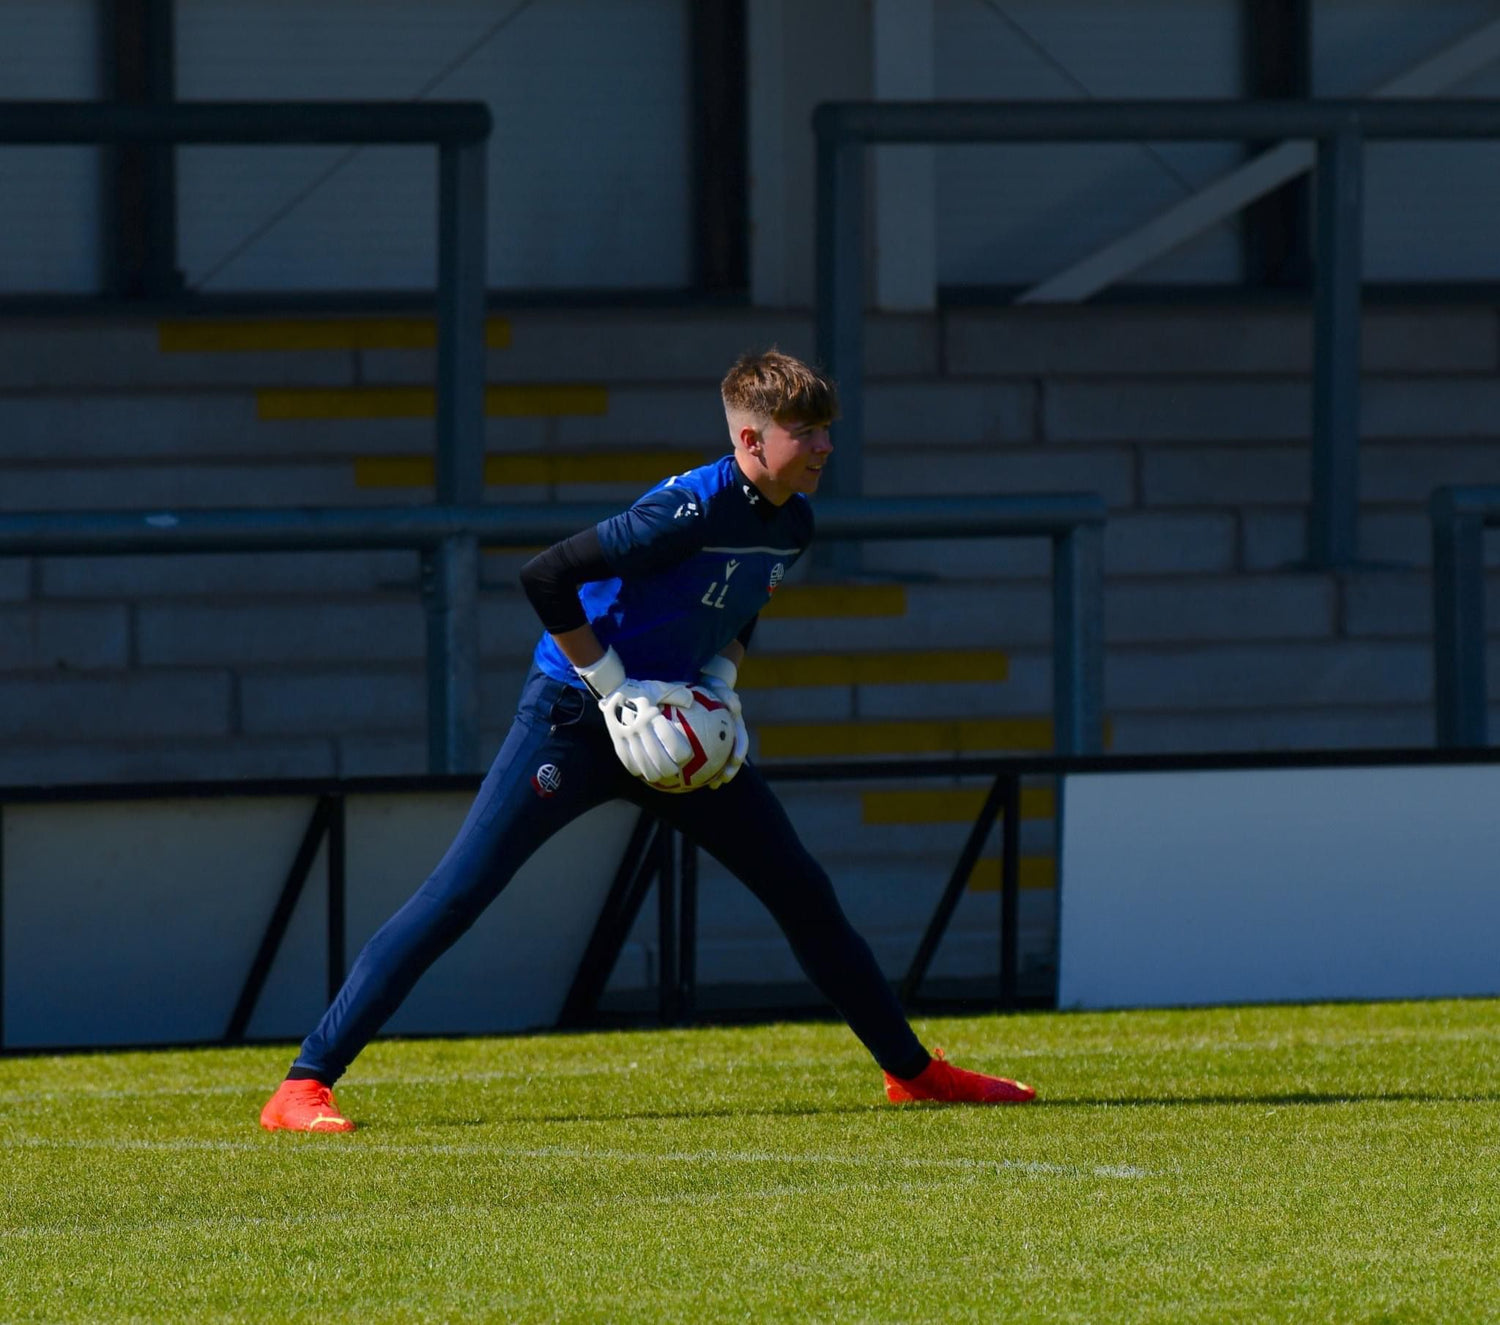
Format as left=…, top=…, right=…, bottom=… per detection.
left=650, top=687, right=736, bottom=793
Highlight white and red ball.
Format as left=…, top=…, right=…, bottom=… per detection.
left=650, top=688, right=736, bottom=793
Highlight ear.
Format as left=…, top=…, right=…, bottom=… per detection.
left=739, top=424, right=762, bottom=454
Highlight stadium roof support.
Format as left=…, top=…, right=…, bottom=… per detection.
left=1017, top=17, right=1500, bottom=304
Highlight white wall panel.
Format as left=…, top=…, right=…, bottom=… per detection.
left=343, top=794, right=639, bottom=1037
left=176, top=0, right=690, bottom=293
left=3, top=799, right=319, bottom=1047
left=2, top=791, right=641, bottom=1050
left=0, top=0, right=101, bottom=294
left=1058, top=765, right=1500, bottom=1010
left=933, top=0, right=1244, bottom=289
left=1314, top=0, right=1500, bottom=281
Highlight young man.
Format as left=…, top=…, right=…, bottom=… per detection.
left=260, top=350, right=1035, bottom=1133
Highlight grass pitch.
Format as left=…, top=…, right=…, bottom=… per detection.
left=3, top=999, right=1499, bottom=1324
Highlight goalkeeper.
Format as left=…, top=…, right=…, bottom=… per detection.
left=260, top=349, right=1035, bottom=1132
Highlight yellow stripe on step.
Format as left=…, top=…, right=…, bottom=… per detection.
left=738, top=650, right=1008, bottom=689
left=757, top=718, right=1058, bottom=759
left=862, top=786, right=1055, bottom=824
left=258, top=384, right=608, bottom=420
left=968, top=856, right=1056, bottom=891
left=761, top=584, right=906, bottom=619
left=355, top=450, right=710, bottom=489
left=160, top=317, right=512, bottom=352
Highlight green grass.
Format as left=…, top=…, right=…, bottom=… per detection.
left=3, top=1000, right=1500, bottom=1323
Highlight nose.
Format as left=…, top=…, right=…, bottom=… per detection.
left=814, top=429, right=833, bottom=454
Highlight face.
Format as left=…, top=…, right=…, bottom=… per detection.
left=739, top=416, right=834, bottom=504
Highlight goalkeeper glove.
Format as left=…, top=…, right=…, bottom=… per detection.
left=576, top=647, right=696, bottom=784
left=698, top=654, right=749, bottom=789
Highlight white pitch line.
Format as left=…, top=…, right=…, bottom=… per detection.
left=0, top=1057, right=866, bottom=1105
left=1, top=1180, right=986, bottom=1242
left=2, top=1135, right=1150, bottom=1180
left=0, top=1062, right=658, bottom=1105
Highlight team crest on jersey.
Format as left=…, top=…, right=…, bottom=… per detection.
left=531, top=763, right=563, bottom=798
left=767, top=562, right=786, bottom=594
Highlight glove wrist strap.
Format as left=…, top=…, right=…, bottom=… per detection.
left=576, top=646, right=626, bottom=699
left=700, top=654, right=738, bottom=690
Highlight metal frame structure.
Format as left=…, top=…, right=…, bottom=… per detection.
left=815, top=98, right=1500, bottom=568
left=0, top=491, right=1107, bottom=774
left=569, top=742, right=1500, bottom=1027
left=8, top=742, right=1500, bottom=1053
left=1431, top=485, right=1500, bottom=748
left=0, top=99, right=491, bottom=771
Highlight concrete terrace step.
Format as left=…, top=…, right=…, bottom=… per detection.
left=2, top=301, right=1498, bottom=794
left=158, top=315, right=515, bottom=353
left=656, top=840, right=1058, bottom=989
left=354, top=450, right=711, bottom=489
left=860, top=786, right=1056, bottom=823
left=755, top=717, right=1068, bottom=759
left=0, top=736, right=339, bottom=787
left=7, top=685, right=1496, bottom=786
left=761, top=584, right=907, bottom=619
left=1, top=305, right=1495, bottom=391
left=945, top=307, right=1499, bottom=377
left=258, top=383, right=608, bottom=421
left=15, top=628, right=1480, bottom=743
left=18, top=572, right=1483, bottom=677
left=738, top=649, right=1009, bottom=689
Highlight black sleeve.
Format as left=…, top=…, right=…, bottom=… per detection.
left=737, top=614, right=759, bottom=650
left=519, top=528, right=612, bottom=634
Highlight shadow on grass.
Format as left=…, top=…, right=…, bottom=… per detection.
left=424, top=1103, right=886, bottom=1127
left=1030, top=1090, right=1500, bottom=1109
left=428, top=1090, right=1500, bottom=1127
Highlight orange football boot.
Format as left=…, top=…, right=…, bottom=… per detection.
left=259, top=1078, right=356, bottom=1133
left=884, top=1048, right=1035, bottom=1105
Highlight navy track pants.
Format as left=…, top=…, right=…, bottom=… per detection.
left=294, top=668, right=925, bottom=1083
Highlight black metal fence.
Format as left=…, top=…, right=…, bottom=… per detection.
left=1431, top=484, right=1500, bottom=747
left=815, top=98, right=1500, bottom=568
left=0, top=98, right=492, bottom=771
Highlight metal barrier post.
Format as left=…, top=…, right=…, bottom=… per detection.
left=1000, top=775, right=1021, bottom=1009
left=327, top=795, right=347, bottom=1002
left=1431, top=487, right=1489, bottom=747
left=679, top=838, right=698, bottom=1022
left=1309, top=125, right=1365, bottom=568
left=814, top=118, right=865, bottom=572
left=427, top=137, right=489, bottom=775
left=436, top=139, right=489, bottom=509
left=0, top=805, right=5, bottom=1051
left=1052, top=522, right=1105, bottom=755
left=657, top=828, right=679, bottom=1025
left=421, top=537, right=481, bottom=775
left=812, top=100, right=1500, bottom=571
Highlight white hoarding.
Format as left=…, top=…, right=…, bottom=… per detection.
left=1058, top=764, right=1500, bottom=1009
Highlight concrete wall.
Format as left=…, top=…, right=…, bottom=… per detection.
left=4, top=301, right=1500, bottom=998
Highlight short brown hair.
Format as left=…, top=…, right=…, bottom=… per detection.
left=721, top=349, right=839, bottom=426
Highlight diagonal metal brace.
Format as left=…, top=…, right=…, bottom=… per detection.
left=902, top=773, right=1011, bottom=1003
left=224, top=796, right=335, bottom=1043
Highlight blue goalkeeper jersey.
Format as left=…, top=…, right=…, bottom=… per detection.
left=532, top=455, right=813, bottom=686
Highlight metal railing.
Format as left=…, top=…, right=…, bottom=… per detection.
left=1431, top=485, right=1500, bottom=747
left=561, top=756, right=1037, bottom=1028
left=0, top=491, right=1106, bottom=773
left=9, top=741, right=1500, bottom=1051
left=0, top=99, right=491, bottom=769
left=815, top=98, right=1500, bottom=569
left=0, top=103, right=1107, bottom=773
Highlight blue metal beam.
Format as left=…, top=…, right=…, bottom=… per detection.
left=1431, top=486, right=1500, bottom=748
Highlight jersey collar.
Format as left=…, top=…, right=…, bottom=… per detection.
left=739, top=477, right=783, bottom=522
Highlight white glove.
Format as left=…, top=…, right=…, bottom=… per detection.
left=576, top=647, right=697, bottom=784
left=698, top=654, right=749, bottom=789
